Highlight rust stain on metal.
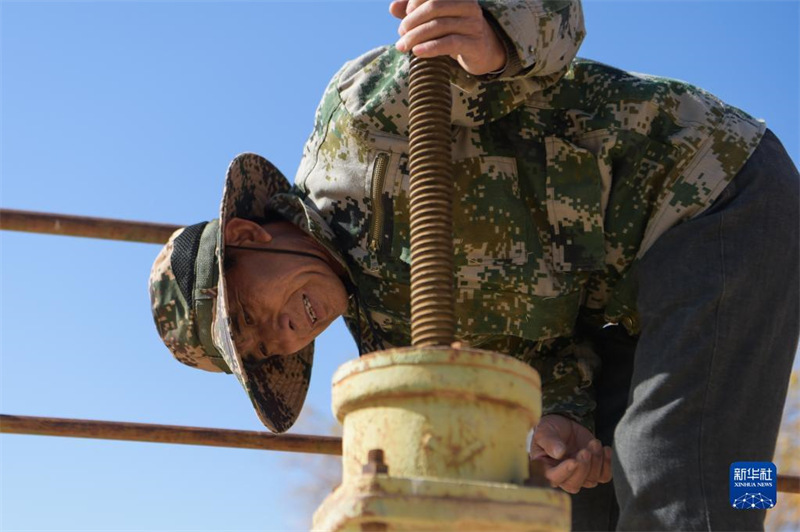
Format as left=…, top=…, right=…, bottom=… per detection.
left=333, top=347, right=543, bottom=389
left=423, top=429, right=486, bottom=469
left=0, top=414, right=341, bottom=455
left=407, top=54, right=455, bottom=348
left=777, top=474, right=800, bottom=493
left=334, top=391, right=537, bottom=422
left=313, top=473, right=572, bottom=531
left=0, top=208, right=181, bottom=244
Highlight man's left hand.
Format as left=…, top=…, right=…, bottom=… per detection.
left=530, top=414, right=613, bottom=494
left=389, top=0, right=507, bottom=76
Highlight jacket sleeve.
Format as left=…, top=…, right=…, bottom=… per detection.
left=477, top=0, right=585, bottom=81
left=296, top=2, right=585, bottom=138
left=293, top=57, right=361, bottom=188
left=529, top=335, right=599, bottom=434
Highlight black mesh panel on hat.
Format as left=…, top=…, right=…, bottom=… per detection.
left=171, top=221, right=208, bottom=310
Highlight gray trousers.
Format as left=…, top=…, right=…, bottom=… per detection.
left=570, top=129, right=799, bottom=531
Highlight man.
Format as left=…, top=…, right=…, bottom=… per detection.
left=149, top=0, right=798, bottom=529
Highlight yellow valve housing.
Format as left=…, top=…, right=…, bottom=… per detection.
left=313, top=346, right=571, bottom=531
left=333, top=346, right=541, bottom=484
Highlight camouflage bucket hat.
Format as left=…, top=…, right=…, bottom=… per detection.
left=149, top=153, right=313, bottom=433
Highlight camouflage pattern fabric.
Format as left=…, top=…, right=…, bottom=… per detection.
left=289, top=0, right=765, bottom=431
left=150, top=0, right=765, bottom=433
left=149, top=154, right=318, bottom=433
left=150, top=222, right=230, bottom=374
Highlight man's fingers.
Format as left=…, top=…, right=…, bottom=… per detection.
left=405, top=34, right=483, bottom=61
left=389, top=0, right=408, bottom=20
left=531, top=454, right=561, bottom=469
left=559, top=449, right=592, bottom=494
left=396, top=18, right=480, bottom=54
left=404, top=0, right=427, bottom=15
left=391, top=0, right=503, bottom=75
left=532, top=431, right=568, bottom=460
left=598, top=446, right=613, bottom=483
left=582, top=444, right=613, bottom=487
left=544, top=458, right=578, bottom=490
left=398, top=0, right=481, bottom=36
left=592, top=444, right=607, bottom=486
left=583, top=439, right=603, bottom=486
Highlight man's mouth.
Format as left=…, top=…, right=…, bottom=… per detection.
left=302, top=294, right=318, bottom=325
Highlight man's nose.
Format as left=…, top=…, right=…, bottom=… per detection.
left=277, top=313, right=295, bottom=333
left=278, top=311, right=303, bottom=337
left=268, top=313, right=303, bottom=355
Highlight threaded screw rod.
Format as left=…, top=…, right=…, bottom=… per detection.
left=407, top=55, right=455, bottom=347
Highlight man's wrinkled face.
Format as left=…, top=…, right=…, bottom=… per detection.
left=223, top=218, right=349, bottom=358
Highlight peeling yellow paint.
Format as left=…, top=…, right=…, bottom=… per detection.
left=313, top=346, right=570, bottom=531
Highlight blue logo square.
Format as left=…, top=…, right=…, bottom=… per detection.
left=730, top=462, right=777, bottom=509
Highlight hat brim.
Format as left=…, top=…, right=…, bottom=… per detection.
left=211, top=153, right=314, bottom=433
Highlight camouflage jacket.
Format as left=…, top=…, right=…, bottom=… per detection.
left=282, top=0, right=765, bottom=432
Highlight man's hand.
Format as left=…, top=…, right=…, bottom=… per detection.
left=530, top=414, right=613, bottom=494
left=389, top=0, right=507, bottom=76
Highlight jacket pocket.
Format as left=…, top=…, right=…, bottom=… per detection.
left=452, top=155, right=530, bottom=264
left=364, top=147, right=408, bottom=271
left=367, top=150, right=393, bottom=256
left=456, top=286, right=582, bottom=343
left=544, top=136, right=606, bottom=272
left=368, top=151, right=533, bottom=269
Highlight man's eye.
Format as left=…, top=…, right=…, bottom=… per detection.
left=230, top=314, right=242, bottom=335
left=244, top=313, right=254, bottom=325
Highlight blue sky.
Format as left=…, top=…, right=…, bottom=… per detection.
left=1, top=1, right=798, bottom=530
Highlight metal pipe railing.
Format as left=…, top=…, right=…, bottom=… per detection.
left=778, top=473, right=800, bottom=494
left=2, top=414, right=797, bottom=493
left=0, top=414, right=341, bottom=455
left=0, top=208, right=180, bottom=244
left=1, top=210, right=798, bottom=494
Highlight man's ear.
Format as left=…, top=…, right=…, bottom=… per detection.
left=224, top=218, right=273, bottom=246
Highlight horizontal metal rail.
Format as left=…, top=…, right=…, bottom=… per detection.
left=2, top=210, right=799, bottom=495
left=0, top=208, right=180, bottom=244
left=778, top=472, right=800, bottom=494
left=3, top=414, right=798, bottom=493
left=0, top=414, right=341, bottom=456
